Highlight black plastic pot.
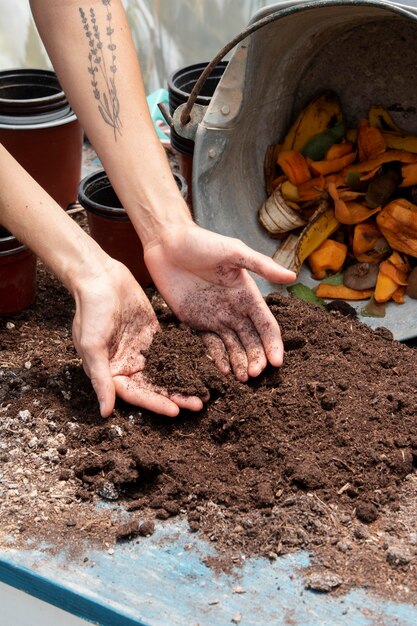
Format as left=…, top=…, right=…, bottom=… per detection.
left=167, top=61, right=227, bottom=208
left=78, top=169, right=188, bottom=287
left=0, top=226, right=37, bottom=315
left=0, top=69, right=83, bottom=209
left=168, top=61, right=228, bottom=116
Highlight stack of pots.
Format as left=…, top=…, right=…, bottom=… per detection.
left=0, top=227, right=36, bottom=315
left=0, top=69, right=83, bottom=314
left=167, top=61, right=227, bottom=209
left=0, top=68, right=83, bottom=209
left=78, top=168, right=188, bottom=287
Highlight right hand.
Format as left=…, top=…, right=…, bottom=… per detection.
left=144, top=223, right=296, bottom=382
left=71, top=259, right=204, bottom=417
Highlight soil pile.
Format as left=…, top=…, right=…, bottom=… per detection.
left=1, top=264, right=417, bottom=602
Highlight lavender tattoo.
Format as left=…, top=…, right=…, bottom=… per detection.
left=79, top=0, right=122, bottom=140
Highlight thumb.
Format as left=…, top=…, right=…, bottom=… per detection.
left=235, top=243, right=297, bottom=284
left=86, top=356, right=116, bottom=418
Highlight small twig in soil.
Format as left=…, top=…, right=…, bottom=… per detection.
left=332, top=457, right=354, bottom=473
left=337, top=482, right=351, bottom=495
left=87, top=448, right=101, bottom=457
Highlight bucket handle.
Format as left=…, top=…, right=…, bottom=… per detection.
left=179, top=8, right=285, bottom=126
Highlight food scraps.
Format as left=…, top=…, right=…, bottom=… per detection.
left=260, top=90, right=417, bottom=315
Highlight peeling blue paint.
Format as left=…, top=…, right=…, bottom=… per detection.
left=1, top=519, right=416, bottom=626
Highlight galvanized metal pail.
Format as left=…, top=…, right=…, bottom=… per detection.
left=171, top=0, right=417, bottom=340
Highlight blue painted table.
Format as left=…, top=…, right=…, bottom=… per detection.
left=1, top=517, right=417, bottom=625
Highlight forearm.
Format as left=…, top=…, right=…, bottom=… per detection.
left=0, top=144, right=110, bottom=296
left=29, top=0, right=193, bottom=249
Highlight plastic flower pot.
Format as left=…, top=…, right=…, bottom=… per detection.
left=0, top=227, right=37, bottom=315
left=167, top=61, right=227, bottom=208
left=78, top=169, right=188, bottom=287
left=0, top=69, right=83, bottom=209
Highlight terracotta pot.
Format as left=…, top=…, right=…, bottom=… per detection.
left=167, top=61, right=227, bottom=210
left=0, top=227, right=37, bottom=315
left=0, top=69, right=83, bottom=209
left=78, top=170, right=188, bottom=287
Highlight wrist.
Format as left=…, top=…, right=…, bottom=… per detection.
left=129, top=197, right=195, bottom=251
left=57, top=230, right=116, bottom=298
left=98, top=140, right=195, bottom=249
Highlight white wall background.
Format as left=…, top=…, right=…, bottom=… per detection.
left=0, top=1, right=415, bottom=94
left=0, top=0, right=275, bottom=93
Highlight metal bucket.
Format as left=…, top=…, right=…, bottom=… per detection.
left=171, top=0, right=417, bottom=340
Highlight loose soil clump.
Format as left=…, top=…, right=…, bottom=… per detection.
left=1, top=262, right=417, bottom=603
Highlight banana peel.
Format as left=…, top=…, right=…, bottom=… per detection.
left=281, top=91, right=343, bottom=154
left=259, top=186, right=306, bottom=237
left=367, top=105, right=417, bottom=153
left=382, top=131, right=417, bottom=154
left=368, top=105, right=401, bottom=132
left=272, top=202, right=339, bottom=274
left=272, top=233, right=301, bottom=273
left=296, top=202, right=340, bottom=268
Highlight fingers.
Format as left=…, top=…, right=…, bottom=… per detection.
left=201, top=332, right=230, bottom=375
left=169, top=394, right=205, bottom=412
left=219, top=330, right=248, bottom=382
left=114, top=375, right=181, bottom=417
left=87, top=357, right=116, bottom=418
left=233, top=242, right=296, bottom=285
left=234, top=318, right=267, bottom=377
left=249, top=299, right=284, bottom=367
left=200, top=292, right=282, bottom=378
left=204, top=322, right=268, bottom=380
left=114, top=375, right=206, bottom=416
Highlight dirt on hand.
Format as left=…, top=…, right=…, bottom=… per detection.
left=0, top=262, right=417, bottom=603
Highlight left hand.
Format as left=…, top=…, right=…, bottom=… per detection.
left=71, top=258, right=204, bottom=417
left=144, top=223, right=296, bottom=382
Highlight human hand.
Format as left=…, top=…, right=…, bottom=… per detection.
left=71, top=259, right=204, bottom=417
left=144, top=224, right=296, bottom=382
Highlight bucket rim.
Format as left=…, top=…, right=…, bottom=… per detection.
left=178, top=0, right=417, bottom=128
left=248, top=0, right=417, bottom=26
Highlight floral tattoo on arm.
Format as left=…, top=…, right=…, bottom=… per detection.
left=79, top=0, right=122, bottom=140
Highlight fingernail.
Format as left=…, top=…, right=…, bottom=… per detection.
left=100, top=401, right=106, bottom=416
